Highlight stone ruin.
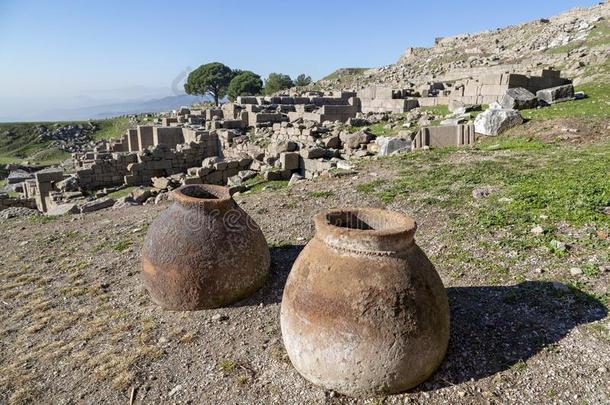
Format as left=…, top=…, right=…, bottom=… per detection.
left=1, top=68, right=578, bottom=216
left=417, top=68, right=572, bottom=108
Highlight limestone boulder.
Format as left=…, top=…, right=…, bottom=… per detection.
left=375, top=136, right=411, bottom=156
left=299, top=147, right=326, bottom=159
left=340, top=131, right=374, bottom=149
left=237, top=170, right=257, bottom=181
left=321, top=135, right=341, bottom=149
left=269, top=140, right=298, bottom=156
left=79, top=198, right=115, bottom=213
left=7, top=169, right=33, bottom=184
left=500, top=88, right=537, bottom=110
left=131, top=187, right=152, bottom=204
left=151, top=177, right=171, bottom=190
left=474, top=107, right=523, bottom=136
left=536, top=84, right=575, bottom=106
left=288, top=173, right=304, bottom=187
left=279, top=152, right=300, bottom=171
left=57, top=176, right=80, bottom=192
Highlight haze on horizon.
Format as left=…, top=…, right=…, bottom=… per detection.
left=0, top=0, right=600, bottom=121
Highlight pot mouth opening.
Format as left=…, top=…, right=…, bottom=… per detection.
left=323, top=209, right=414, bottom=234
left=180, top=185, right=219, bottom=199
left=173, top=184, right=231, bottom=205
left=314, top=208, right=416, bottom=253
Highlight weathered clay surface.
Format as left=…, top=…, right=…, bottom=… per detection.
left=141, top=184, right=270, bottom=310
left=280, top=208, right=450, bottom=397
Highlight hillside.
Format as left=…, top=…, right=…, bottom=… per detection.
left=0, top=117, right=132, bottom=166
left=319, top=2, right=610, bottom=90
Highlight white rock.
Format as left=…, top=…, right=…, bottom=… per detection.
left=169, top=385, right=182, bottom=397
left=288, top=173, right=304, bottom=187
left=375, top=136, right=411, bottom=156
left=569, top=267, right=583, bottom=276
left=474, top=108, right=524, bottom=136
left=531, top=225, right=544, bottom=235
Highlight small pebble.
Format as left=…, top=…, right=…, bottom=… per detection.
left=569, top=267, right=583, bottom=276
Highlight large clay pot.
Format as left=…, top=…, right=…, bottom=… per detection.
left=280, top=208, right=449, bottom=397
left=141, top=184, right=270, bottom=310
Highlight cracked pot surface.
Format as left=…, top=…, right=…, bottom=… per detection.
left=141, top=184, right=270, bottom=310
left=281, top=208, right=450, bottom=397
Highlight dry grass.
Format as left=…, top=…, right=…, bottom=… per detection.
left=0, top=221, right=165, bottom=403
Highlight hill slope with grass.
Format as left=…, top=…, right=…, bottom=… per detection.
left=318, top=2, right=610, bottom=90
left=0, top=117, right=131, bottom=167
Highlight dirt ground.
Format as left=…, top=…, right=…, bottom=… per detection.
left=1, top=140, right=609, bottom=404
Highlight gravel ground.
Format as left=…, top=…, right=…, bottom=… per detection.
left=1, top=147, right=609, bottom=404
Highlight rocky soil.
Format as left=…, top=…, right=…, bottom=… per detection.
left=1, top=124, right=608, bottom=404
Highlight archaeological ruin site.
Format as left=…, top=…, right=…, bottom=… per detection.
left=1, top=1, right=609, bottom=404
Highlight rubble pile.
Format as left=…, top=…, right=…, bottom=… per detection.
left=1, top=66, right=585, bottom=216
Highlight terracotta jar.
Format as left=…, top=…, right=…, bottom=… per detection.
left=280, top=208, right=449, bottom=397
left=141, top=184, right=270, bottom=310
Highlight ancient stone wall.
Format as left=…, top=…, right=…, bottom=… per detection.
left=75, top=132, right=220, bottom=189
left=358, top=86, right=419, bottom=113
left=0, top=193, right=37, bottom=211
left=449, top=69, right=570, bottom=105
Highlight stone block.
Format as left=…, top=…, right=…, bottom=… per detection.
left=536, top=84, right=574, bottom=105
left=280, top=152, right=300, bottom=171
left=474, top=108, right=523, bottom=136
left=79, top=198, right=115, bottom=213
left=35, top=168, right=64, bottom=183
left=137, top=126, right=155, bottom=151
left=299, top=147, right=326, bottom=159
left=376, top=136, right=411, bottom=156
left=500, top=88, right=537, bottom=110
left=205, top=171, right=223, bottom=185
left=413, top=124, right=477, bottom=148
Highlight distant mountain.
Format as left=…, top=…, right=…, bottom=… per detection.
left=0, top=94, right=209, bottom=122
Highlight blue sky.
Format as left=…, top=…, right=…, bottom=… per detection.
left=0, top=0, right=600, bottom=109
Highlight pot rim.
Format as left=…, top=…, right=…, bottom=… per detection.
left=172, top=184, right=232, bottom=207
left=313, top=207, right=417, bottom=253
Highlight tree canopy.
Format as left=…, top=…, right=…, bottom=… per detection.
left=227, top=71, right=263, bottom=101
left=263, top=73, right=293, bottom=95
left=294, top=74, right=312, bottom=87
left=184, top=62, right=233, bottom=105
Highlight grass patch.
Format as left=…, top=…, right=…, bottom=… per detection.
left=218, top=359, right=237, bottom=374
left=367, top=121, right=399, bottom=136
left=367, top=140, right=610, bottom=227
left=112, top=239, right=133, bottom=252
left=90, top=117, right=131, bottom=141
left=478, top=136, right=550, bottom=151
left=420, top=105, right=450, bottom=116
left=105, top=186, right=137, bottom=200
left=309, top=191, right=334, bottom=198
left=248, top=179, right=289, bottom=193
left=356, top=179, right=385, bottom=194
